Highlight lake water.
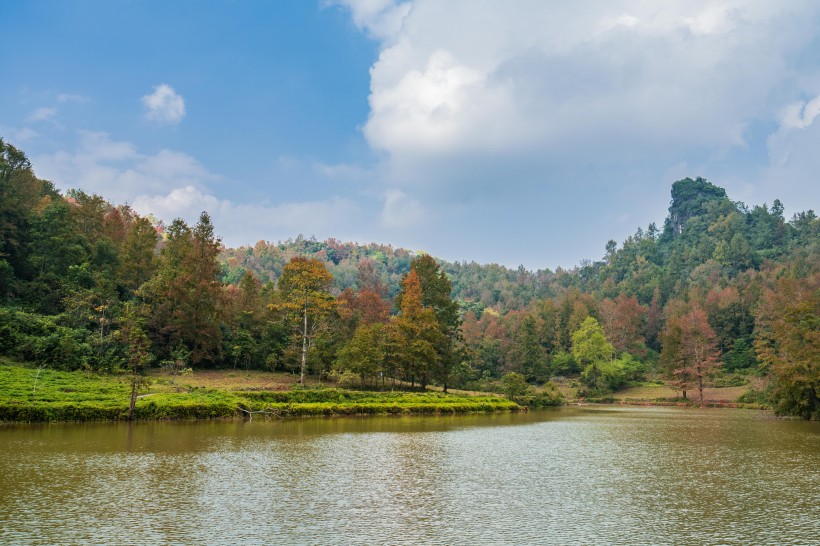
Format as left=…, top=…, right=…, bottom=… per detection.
left=1, top=406, right=818, bottom=545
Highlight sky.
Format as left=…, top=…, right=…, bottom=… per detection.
left=2, top=0, right=819, bottom=270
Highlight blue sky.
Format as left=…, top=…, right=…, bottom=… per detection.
left=2, top=1, right=819, bottom=270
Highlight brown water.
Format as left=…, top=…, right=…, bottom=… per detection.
left=1, top=406, right=818, bottom=545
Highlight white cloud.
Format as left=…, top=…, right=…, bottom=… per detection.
left=141, top=84, right=186, bottom=124
left=27, top=107, right=58, bottom=122
left=132, top=186, right=218, bottom=221
left=379, top=189, right=425, bottom=229
left=0, top=125, right=38, bottom=143
left=762, top=93, right=820, bottom=212
left=57, top=94, right=89, bottom=104
left=333, top=0, right=410, bottom=42
left=356, top=1, right=820, bottom=168
left=333, top=0, right=820, bottom=267
left=682, top=3, right=735, bottom=35
left=30, top=132, right=364, bottom=248
left=767, top=94, right=820, bottom=167
left=366, top=49, right=525, bottom=155
left=777, top=95, right=820, bottom=131
left=132, top=187, right=360, bottom=247
left=312, top=161, right=372, bottom=180
left=600, top=13, right=640, bottom=32
left=32, top=131, right=216, bottom=203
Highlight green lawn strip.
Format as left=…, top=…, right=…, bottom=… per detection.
left=0, top=360, right=131, bottom=404
left=242, top=399, right=520, bottom=416
left=0, top=362, right=520, bottom=422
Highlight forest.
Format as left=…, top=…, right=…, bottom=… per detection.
left=1, top=137, right=818, bottom=419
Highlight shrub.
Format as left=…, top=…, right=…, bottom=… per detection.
left=710, top=373, right=750, bottom=388
left=500, top=372, right=530, bottom=398
left=327, top=370, right=361, bottom=388
left=736, top=387, right=770, bottom=407
left=0, top=308, right=93, bottom=370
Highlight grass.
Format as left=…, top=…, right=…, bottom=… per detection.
left=1, top=359, right=767, bottom=422
left=549, top=376, right=767, bottom=409
left=148, top=368, right=322, bottom=391
left=611, top=384, right=751, bottom=403
left=0, top=360, right=520, bottom=423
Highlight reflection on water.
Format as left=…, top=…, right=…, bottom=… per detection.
left=1, top=407, right=818, bottom=545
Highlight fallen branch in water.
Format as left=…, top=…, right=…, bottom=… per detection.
left=238, top=407, right=282, bottom=421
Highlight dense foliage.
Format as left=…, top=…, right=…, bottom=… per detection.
left=1, top=138, right=817, bottom=417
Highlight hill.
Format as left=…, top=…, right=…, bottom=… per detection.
left=2, top=137, right=818, bottom=418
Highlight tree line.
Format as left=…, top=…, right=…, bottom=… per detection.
left=1, top=138, right=817, bottom=418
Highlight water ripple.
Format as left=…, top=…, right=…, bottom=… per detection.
left=0, top=408, right=818, bottom=545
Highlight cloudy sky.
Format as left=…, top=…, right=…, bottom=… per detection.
left=2, top=0, right=819, bottom=269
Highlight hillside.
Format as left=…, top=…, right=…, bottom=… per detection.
left=2, top=138, right=818, bottom=418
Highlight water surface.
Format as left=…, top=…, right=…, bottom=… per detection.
left=1, top=406, right=818, bottom=545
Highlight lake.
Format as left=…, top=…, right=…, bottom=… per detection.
left=1, top=406, right=818, bottom=545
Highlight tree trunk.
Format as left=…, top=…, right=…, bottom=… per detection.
left=128, top=379, right=138, bottom=421
left=300, top=303, right=308, bottom=386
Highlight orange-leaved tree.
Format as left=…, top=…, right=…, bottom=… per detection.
left=393, top=269, right=443, bottom=388
left=662, top=303, right=720, bottom=404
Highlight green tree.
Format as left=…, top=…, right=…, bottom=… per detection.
left=276, top=257, right=335, bottom=385
left=571, top=316, right=615, bottom=392
left=336, top=322, right=387, bottom=386
left=223, top=271, right=267, bottom=370
left=116, top=303, right=153, bottom=420
left=500, top=372, right=531, bottom=399
left=139, top=213, right=223, bottom=365
left=397, top=255, right=461, bottom=390
left=663, top=177, right=730, bottom=238
left=755, top=274, right=819, bottom=419
left=118, top=216, right=157, bottom=293
left=0, top=139, right=60, bottom=297
left=511, top=314, right=548, bottom=382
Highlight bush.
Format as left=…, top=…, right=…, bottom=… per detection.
left=581, top=354, right=647, bottom=393
left=327, top=369, right=361, bottom=388
left=736, top=387, right=770, bottom=407
left=496, top=373, right=563, bottom=407
left=500, top=372, right=530, bottom=398
left=516, top=383, right=564, bottom=408
left=617, top=353, right=647, bottom=383
left=710, top=373, right=750, bottom=388
left=0, top=308, right=93, bottom=370
left=550, top=351, right=580, bottom=376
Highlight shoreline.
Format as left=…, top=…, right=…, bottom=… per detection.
left=0, top=362, right=522, bottom=423
left=2, top=362, right=772, bottom=424
left=0, top=395, right=523, bottom=424
left=572, top=398, right=771, bottom=411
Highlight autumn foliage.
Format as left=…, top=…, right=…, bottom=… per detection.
left=1, top=139, right=819, bottom=418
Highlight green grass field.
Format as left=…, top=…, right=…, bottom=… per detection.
left=0, top=360, right=520, bottom=422
left=612, top=384, right=750, bottom=402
